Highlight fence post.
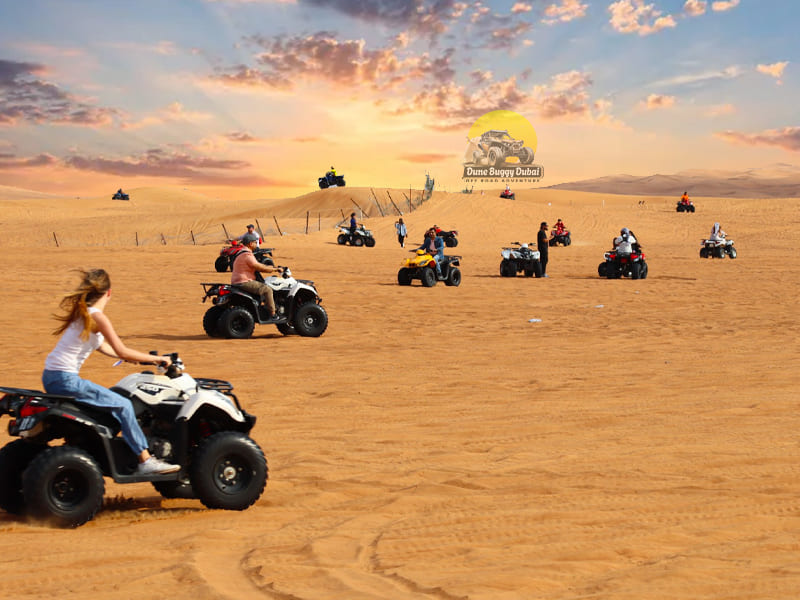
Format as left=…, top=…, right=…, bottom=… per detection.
left=221, top=223, right=230, bottom=240
left=190, top=230, right=196, bottom=245
left=135, top=232, right=139, bottom=247
left=318, top=213, right=321, bottom=231
left=386, top=191, right=402, bottom=215
left=305, top=211, right=309, bottom=234
left=273, top=216, right=283, bottom=236
left=255, top=219, right=265, bottom=240
left=53, top=232, right=59, bottom=247
left=351, top=197, right=366, bottom=216
left=161, top=233, right=167, bottom=245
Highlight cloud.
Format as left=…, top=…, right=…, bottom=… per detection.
left=715, top=127, right=800, bottom=152
left=542, top=0, right=588, bottom=25
left=641, top=93, right=676, bottom=109
left=485, top=22, right=533, bottom=51
left=213, top=32, right=455, bottom=91
left=64, top=148, right=249, bottom=177
left=757, top=61, right=788, bottom=84
left=121, top=102, right=213, bottom=130
left=0, top=59, right=118, bottom=127
left=299, top=0, right=458, bottom=35
left=0, top=152, right=57, bottom=169
left=711, top=0, right=739, bottom=11
left=683, top=0, right=706, bottom=16
left=397, top=152, right=452, bottom=163
left=511, top=3, right=532, bottom=14
left=649, top=65, right=741, bottom=87
left=226, top=131, right=262, bottom=142
left=608, top=0, right=677, bottom=36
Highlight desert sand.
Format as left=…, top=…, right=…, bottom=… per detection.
left=0, top=183, right=798, bottom=600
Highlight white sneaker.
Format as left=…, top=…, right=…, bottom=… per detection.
left=137, top=457, right=180, bottom=475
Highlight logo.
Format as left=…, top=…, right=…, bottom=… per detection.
left=462, top=110, right=544, bottom=183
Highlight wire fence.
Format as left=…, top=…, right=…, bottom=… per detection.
left=38, top=186, right=435, bottom=248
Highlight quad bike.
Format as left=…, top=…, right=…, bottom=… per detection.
left=337, top=225, right=376, bottom=247
left=435, top=228, right=459, bottom=248
left=398, top=250, right=461, bottom=287
left=700, top=237, right=737, bottom=259
left=202, top=267, right=328, bottom=339
left=598, top=248, right=648, bottom=279
left=318, top=171, right=346, bottom=189
left=500, top=243, right=543, bottom=278
left=471, top=130, right=534, bottom=167
left=549, top=230, right=572, bottom=247
left=676, top=199, right=696, bottom=213
left=215, top=240, right=274, bottom=272
left=0, top=353, right=267, bottom=528
left=499, top=190, right=516, bottom=200
left=111, top=191, right=129, bottom=201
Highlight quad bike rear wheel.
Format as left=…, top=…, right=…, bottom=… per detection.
left=700, top=247, right=709, bottom=258
left=337, top=234, right=347, bottom=245
left=445, top=267, right=461, bottom=287
left=398, top=268, right=412, bottom=285
left=0, top=440, right=46, bottom=514
left=22, top=446, right=105, bottom=528
left=631, top=262, right=642, bottom=280
left=215, top=256, right=229, bottom=272
left=728, top=247, right=737, bottom=259
left=598, top=262, right=608, bottom=277
left=353, top=236, right=364, bottom=247
left=218, top=306, right=255, bottom=339
left=203, top=305, right=226, bottom=337
left=533, top=261, right=543, bottom=278
left=190, top=432, right=267, bottom=511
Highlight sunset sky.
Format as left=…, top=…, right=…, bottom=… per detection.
left=0, top=0, right=797, bottom=199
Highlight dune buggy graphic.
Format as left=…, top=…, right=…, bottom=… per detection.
left=466, top=130, right=535, bottom=168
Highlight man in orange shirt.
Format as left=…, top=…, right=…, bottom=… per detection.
left=232, top=233, right=283, bottom=321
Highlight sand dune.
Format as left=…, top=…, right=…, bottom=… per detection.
left=0, top=184, right=799, bottom=599
left=546, top=163, right=800, bottom=198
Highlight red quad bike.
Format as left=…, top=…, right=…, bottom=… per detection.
left=215, top=241, right=274, bottom=272
left=549, top=229, right=572, bottom=247
left=676, top=198, right=695, bottom=213
left=598, top=248, right=648, bottom=279
left=499, top=190, right=516, bottom=200
left=435, top=228, right=459, bottom=248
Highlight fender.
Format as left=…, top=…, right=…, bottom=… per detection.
left=177, top=388, right=245, bottom=423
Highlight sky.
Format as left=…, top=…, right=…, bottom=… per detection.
left=0, top=0, right=798, bottom=199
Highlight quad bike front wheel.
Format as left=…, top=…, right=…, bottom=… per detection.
left=398, top=268, right=412, bottom=286
left=353, top=236, right=364, bottom=247
left=598, top=262, right=608, bottom=277
left=365, top=236, right=376, bottom=247
left=728, top=247, right=737, bottom=259
left=295, top=303, right=329, bottom=337
left=190, top=432, right=267, bottom=511
left=22, top=446, right=105, bottom=528
left=700, top=247, right=709, bottom=258
left=215, top=256, right=229, bottom=272
left=0, top=440, right=46, bottom=514
left=421, top=267, right=437, bottom=287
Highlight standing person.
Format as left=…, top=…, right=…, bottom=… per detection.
left=236, top=224, right=262, bottom=248
left=537, top=221, right=549, bottom=277
left=42, top=269, right=180, bottom=475
left=395, top=217, right=408, bottom=248
left=232, top=233, right=283, bottom=322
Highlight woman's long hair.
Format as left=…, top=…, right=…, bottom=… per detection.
left=53, top=269, right=111, bottom=339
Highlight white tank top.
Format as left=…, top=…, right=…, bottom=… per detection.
left=44, top=307, right=105, bottom=373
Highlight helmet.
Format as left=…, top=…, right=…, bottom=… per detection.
left=520, top=243, right=528, bottom=248
left=241, top=232, right=259, bottom=244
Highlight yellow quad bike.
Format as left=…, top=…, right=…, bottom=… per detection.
left=398, top=250, right=461, bottom=287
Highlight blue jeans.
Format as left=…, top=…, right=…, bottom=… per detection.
left=42, top=370, right=149, bottom=455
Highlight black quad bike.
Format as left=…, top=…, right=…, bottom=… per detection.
left=202, top=267, right=328, bottom=339
left=111, top=191, right=129, bottom=201
left=318, top=171, right=346, bottom=189
left=0, top=353, right=268, bottom=528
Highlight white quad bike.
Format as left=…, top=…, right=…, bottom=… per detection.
left=337, top=225, right=376, bottom=247
left=202, top=267, right=328, bottom=339
left=0, top=353, right=268, bottom=528
left=500, top=242, right=543, bottom=277
left=700, top=236, right=737, bottom=259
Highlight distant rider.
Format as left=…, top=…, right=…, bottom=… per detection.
left=680, top=191, right=690, bottom=205
left=236, top=224, right=262, bottom=248
left=553, top=219, right=567, bottom=237
left=614, top=228, right=638, bottom=254
left=232, top=232, right=283, bottom=322
left=709, top=222, right=726, bottom=241
left=395, top=217, right=407, bottom=248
